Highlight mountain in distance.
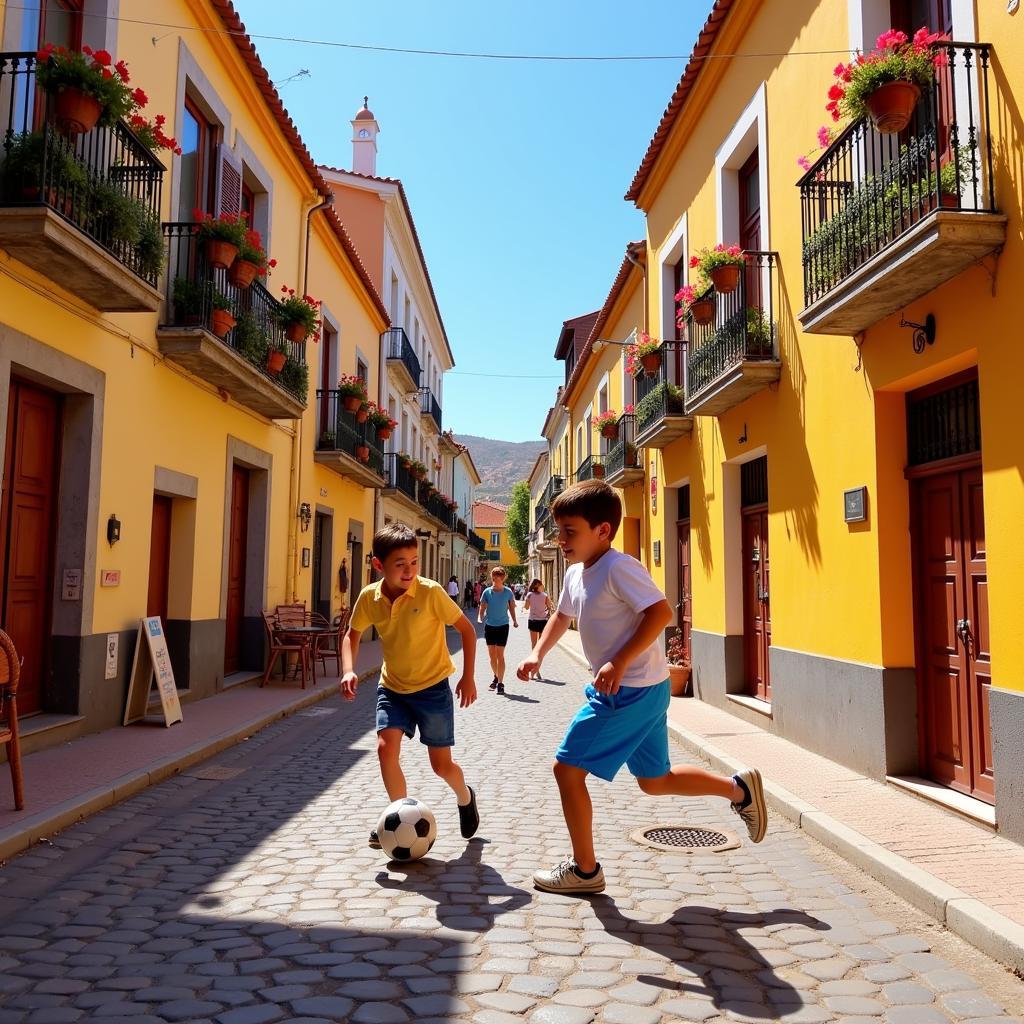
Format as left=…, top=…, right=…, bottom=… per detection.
left=455, top=434, right=546, bottom=506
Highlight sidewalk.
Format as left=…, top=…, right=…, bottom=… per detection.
left=558, top=631, right=1024, bottom=973
left=0, top=638, right=382, bottom=863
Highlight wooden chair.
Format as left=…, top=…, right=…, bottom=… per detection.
left=275, top=603, right=307, bottom=628
left=0, top=629, right=25, bottom=811
left=261, top=611, right=308, bottom=689
left=315, top=609, right=350, bottom=679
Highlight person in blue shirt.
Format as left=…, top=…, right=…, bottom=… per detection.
left=478, top=566, right=519, bottom=695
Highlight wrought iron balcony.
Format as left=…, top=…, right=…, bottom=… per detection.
left=315, top=391, right=386, bottom=486
left=158, top=222, right=307, bottom=418
left=419, top=386, right=442, bottom=432
left=469, top=530, right=486, bottom=553
left=633, top=342, right=692, bottom=448
left=575, top=455, right=605, bottom=482
left=418, top=484, right=457, bottom=530
left=604, top=414, right=644, bottom=487
left=684, top=251, right=781, bottom=416
left=383, top=326, right=421, bottom=391
left=0, top=52, right=165, bottom=310
left=798, top=42, right=1005, bottom=335
left=456, top=517, right=468, bottom=537
left=534, top=473, right=565, bottom=530
left=382, top=453, right=420, bottom=506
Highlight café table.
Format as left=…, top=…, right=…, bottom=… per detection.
left=274, top=622, right=329, bottom=685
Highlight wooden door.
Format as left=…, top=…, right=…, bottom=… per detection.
left=147, top=495, right=172, bottom=622
left=224, top=465, right=249, bottom=675
left=0, top=381, right=61, bottom=716
left=913, top=466, right=992, bottom=801
left=676, top=519, right=692, bottom=662
left=743, top=507, right=771, bottom=701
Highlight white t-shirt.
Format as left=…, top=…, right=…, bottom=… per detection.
left=557, top=548, right=670, bottom=688
left=446, top=580, right=460, bottom=599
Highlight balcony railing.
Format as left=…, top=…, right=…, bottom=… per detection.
left=315, top=391, right=385, bottom=481
left=0, top=52, right=165, bottom=308
left=633, top=342, right=691, bottom=447
left=161, top=222, right=308, bottom=402
left=419, top=387, right=442, bottom=431
left=798, top=42, right=1004, bottom=333
left=383, top=327, right=421, bottom=388
left=604, top=414, right=643, bottom=486
left=456, top=517, right=468, bottom=537
left=383, top=453, right=419, bottom=503
left=684, top=251, right=779, bottom=414
left=575, top=455, right=604, bottom=482
left=469, top=530, right=486, bottom=553
left=534, top=473, right=565, bottom=530
left=420, top=488, right=456, bottom=530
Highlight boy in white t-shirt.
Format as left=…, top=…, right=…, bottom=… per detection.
left=517, top=480, right=767, bottom=894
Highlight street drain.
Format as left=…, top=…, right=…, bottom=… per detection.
left=185, top=765, right=247, bottom=781
left=630, top=824, right=740, bottom=853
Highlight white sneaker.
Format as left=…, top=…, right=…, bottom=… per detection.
left=533, top=856, right=605, bottom=894
left=731, top=767, right=768, bottom=843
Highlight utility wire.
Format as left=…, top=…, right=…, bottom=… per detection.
left=449, top=371, right=562, bottom=379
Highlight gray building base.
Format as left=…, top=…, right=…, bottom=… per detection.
left=992, top=687, right=1024, bottom=845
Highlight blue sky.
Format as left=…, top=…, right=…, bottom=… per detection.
left=240, top=1, right=707, bottom=441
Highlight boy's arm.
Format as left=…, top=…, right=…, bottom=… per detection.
left=594, top=599, right=673, bottom=695
left=452, top=614, right=477, bottom=708
left=340, top=627, right=362, bottom=700
left=477, top=599, right=487, bottom=623
left=509, top=593, right=519, bottom=627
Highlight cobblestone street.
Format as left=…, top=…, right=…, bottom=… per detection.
left=0, top=625, right=1021, bottom=1024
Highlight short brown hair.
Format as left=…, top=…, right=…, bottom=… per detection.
left=372, top=522, right=418, bottom=561
left=490, top=566, right=506, bottom=578
left=550, top=479, right=622, bottom=539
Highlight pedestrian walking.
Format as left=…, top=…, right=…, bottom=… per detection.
left=341, top=523, right=480, bottom=849
left=523, top=578, right=554, bottom=680
left=478, top=566, right=518, bottom=695
left=473, top=579, right=482, bottom=607
left=517, top=480, right=766, bottom=895
left=446, top=575, right=460, bottom=609
left=463, top=580, right=474, bottom=608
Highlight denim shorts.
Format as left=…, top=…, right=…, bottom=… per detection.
left=376, top=679, right=454, bottom=748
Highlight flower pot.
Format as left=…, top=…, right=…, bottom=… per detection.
left=592, top=464, right=605, bottom=479
left=341, top=395, right=362, bottom=413
left=668, top=663, right=691, bottom=697
left=689, top=297, right=715, bottom=326
left=355, top=444, right=370, bottom=463
left=53, top=88, right=102, bottom=135
left=400, top=459, right=411, bottom=470
left=414, top=468, right=427, bottom=480
left=205, top=239, right=238, bottom=270
left=266, top=349, right=286, bottom=377
left=639, top=351, right=662, bottom=377
left=356, top=407, right=369, bottom=424
left=600, top=424, right=619, bottom=440
left=210, top=308, right=236, bottom=339
left=864, top=80, right=921, bottom=134
left=227, top=258, right=258, bottom=289
left=377, top=427, right=392, bottom=441
left=284, top=321, right=307, bottom=344
left=940, top=192, right=959, bottom=209
left=20, top=185, right=41, bottom=202
left=710, top=264, right=741, bottom=294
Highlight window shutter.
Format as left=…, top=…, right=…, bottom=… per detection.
left=216, top=144, right=243, bottom=218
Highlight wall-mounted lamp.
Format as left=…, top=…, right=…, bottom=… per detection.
left=298, top=502, right=312, bottom=532
left=107, top=514, right=121, bottom=546
left=591, top=337, right=632, bottom=354
left=900, top=313, right=936, bottom=355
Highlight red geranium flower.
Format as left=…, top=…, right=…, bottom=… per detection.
left=93, top=49, right=112, bottom=66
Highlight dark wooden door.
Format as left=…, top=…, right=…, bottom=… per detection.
left=742, top=506, right=771, bottom=701
left=0, top=381, right=61, bottom=716
left=147, top=495, right=172, bottom=622
left=913, top=466, right=992, bottom=801
left=676, top=518, right=692, bottom=663
left=312, top=513, right=329, bottom=620
left=224, top=465, right=249, bottom=675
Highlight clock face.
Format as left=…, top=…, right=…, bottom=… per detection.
left=358, top=128, right=370, bottom=139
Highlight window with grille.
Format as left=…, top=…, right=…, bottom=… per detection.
left=741, top=456, right=768, bottom=508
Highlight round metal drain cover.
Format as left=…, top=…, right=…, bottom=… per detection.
left=630, top=823, right=740, bottom=853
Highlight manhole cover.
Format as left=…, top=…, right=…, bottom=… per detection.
left=630, top=823, right=740, bottom=853
left=185, top=765, right=247, bottom=781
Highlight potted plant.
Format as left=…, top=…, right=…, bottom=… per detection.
left=319, top=430, right=336, bottom=448
left=693, top=245, right=745, bottom=294
left=337, top=373, right=368, bottom=413
left=367, top=404, right=396, bottom=440
left=136, top=213, right=165, bottom=280
left=626, top=332, right=663, bottom=377
left=594, top=409, right=620, bottom=440
left=229, top=229, right=275, bottom=288
left=266, top=340, right=288, bottom=377
left=127, top=112, right=182, bottom=160
left=410, top=458, right=428, bottom=480
left=828, top=28, right=946, bottom=135
left=209, top=290, right=235, bottom=339
left=193, top=209, right=246, bottom=270
left=624, top=441, right=639, bottom=468
left=592, top=462, right=606, bottom=479
left=399, top=452, right=413, bottom=471
left=666, top=627, right=691, bottom=697
left=172, top=276, right=207, bottom=326
left=356, top=403, right=369, bottom=424
left=676, top=282, right=715, bottom=327
left=2, top=130, right=88, bottom=209
left=354, top=441, right=370, bottom=463
left=233, top=311, right=270, bottom=369
left=279, top=356, right=309, bottom=400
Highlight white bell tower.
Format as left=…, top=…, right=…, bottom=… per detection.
left=351, top=96, right=380, bottom=177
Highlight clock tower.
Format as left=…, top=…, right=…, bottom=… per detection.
left=351, top=97, right=379, bottom=177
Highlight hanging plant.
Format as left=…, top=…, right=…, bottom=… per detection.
left=676, top=282, right=715, bottom=327
left=337, top=373, right=368, bottom=412
left=625, top=332, right=662, bottom=378
left=692, top=245, right=745, bottom=294
left=229, top=229, right=275, bottom=288
left=193, top=209, right=246, bottom=270
left=278, top=288, right=321, bottom=343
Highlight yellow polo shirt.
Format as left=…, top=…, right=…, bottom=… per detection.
left=349, top=576, right=463, bottom=694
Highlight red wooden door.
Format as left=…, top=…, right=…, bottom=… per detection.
left=676, top=519, right=692, bottom=662
left=913, top=466, right=992, bottom=801
left=224, top=466, right=249, bottom=675
left=1, top=381, right=61, bottom=716
left=743, top=507, right=771, bottom=701
left=147, top=495, right=172, bottom=622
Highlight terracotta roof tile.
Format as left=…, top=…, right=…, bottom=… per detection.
left=472, top=501, right=509, bottom=528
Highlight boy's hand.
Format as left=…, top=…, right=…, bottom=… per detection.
left=593, top=661, right=623, bottom=695
left=339, top=672, right=359, bottom=701
left=455, top=675, right=477, bottom=708
left=517, top=654, right=539, bottom=681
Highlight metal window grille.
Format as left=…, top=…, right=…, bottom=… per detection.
left=907, top=377, right=980, bottom=466
left=741, top=456, right=768, bottom=508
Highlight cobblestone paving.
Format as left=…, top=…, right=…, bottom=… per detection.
left=0, top=624, right=1022, bottom=1023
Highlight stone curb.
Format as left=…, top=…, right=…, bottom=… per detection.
left=0, top=664, right=380, bottom=865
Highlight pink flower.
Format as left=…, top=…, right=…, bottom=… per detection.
left=727, top=245, right=741, bottom=257
left=827, top=83, right=844, bottom=101
left=689, top=255, right=700, bottom=269
left=797, top=156, right=812, bottom=171
left=833, top=61, right=846, bottom=78
left=714, top=243, right=725, bottom=252
left=817, top=125, right=832, bottom=148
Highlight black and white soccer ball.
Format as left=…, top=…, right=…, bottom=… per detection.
left=376, top=797, right=437, bottom=862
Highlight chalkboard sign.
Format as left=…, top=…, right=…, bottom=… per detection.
left=844, top=486, right=868, bottom=524
left=123, top=617, right=183, bottom=727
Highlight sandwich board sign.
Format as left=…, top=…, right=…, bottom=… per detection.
left=123, top=617, right=183, bottom=727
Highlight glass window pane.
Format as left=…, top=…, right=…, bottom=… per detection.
left=43, top=0, right=78, bottom=48
left=177, top=107, right=201, bottom=221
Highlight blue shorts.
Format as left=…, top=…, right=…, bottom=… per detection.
left=376, top=679, right=454, bottom=748
left=556, top=680, right=671, bottom=782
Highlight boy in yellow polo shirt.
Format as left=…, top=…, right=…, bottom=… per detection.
left=341, top=523, right=479, bottom=848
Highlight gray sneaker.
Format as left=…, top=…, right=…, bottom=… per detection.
left=533, top=857, right=605, bottom=894
left=731, top=768, right=768, bottom=843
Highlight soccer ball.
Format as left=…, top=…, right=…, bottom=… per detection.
left=376, top=797, right=437, bottom=861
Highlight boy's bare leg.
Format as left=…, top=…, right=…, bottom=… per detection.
left=427, top=746, right=471, bottom=804
left=487, top=645, right=499, bottom=677
left=637, top=765, right=744, bottom=802
left=495, top=647, right=506, bottom=683
left=553, top=760, right=598, bottom=872
left=377, top=728, right=407, bottom=801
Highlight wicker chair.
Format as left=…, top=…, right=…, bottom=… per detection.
left=0, top=629, right=25, bottom=810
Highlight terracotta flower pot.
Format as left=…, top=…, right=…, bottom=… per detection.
left=639, top=351, right=661, bottom=377
left=266, top=349, right=286, bottom=377
left=210, top=308, right=236, bottom=339
left=414, top=468, right=427, bottom=480
left=53, top=88, right=102, bottom=135
left=341, top=395, right=363, bottom=413
left=864, top=80, right=921, bottom=134
left=356, top=407, right=369, bottom=424
left=284, top=321, right=307, bottom=344
left=205, top=239, right=238, bottom=271
left=710, top=264, right=741, bottom=294
left=592, top=464, right=605, bottom=479
left=355, top=444, right=370, bottom=463
left=668, top=663, right=691, bottom=697
left=20, top=185, right=41, bottom=202
left=600, top=424, right=619, bottom=440
left=377, top=427, right=392, bottom=441
left=227, top=258, right=258, bottom=289
left=689, top=297, right=715, bottom=326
